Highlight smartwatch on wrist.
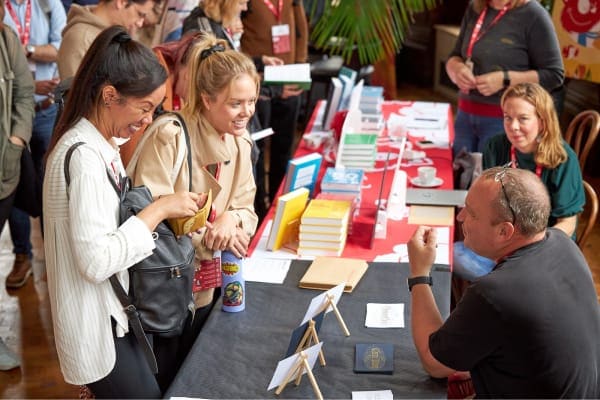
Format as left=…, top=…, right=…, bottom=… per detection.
left=407, top=276, right=433, bottom=292
left=26, top=44, right=35, bottom=58
left=502, top=69, right=510, bottom=88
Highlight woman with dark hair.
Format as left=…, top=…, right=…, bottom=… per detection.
left=43, top=26, right=205, bottom=398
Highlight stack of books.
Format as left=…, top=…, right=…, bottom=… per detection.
left=298, top=199, right=352, bottom=257
left=319, top=167, right=363, bottom=235
left=337, top=132, right=378, bottom=169
left=359, top=86, right=383, bottom=115
left=360, top=86, right=384, bottom=131
left=320, top=167, right=363, bottom=197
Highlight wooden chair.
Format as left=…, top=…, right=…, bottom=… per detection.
left=564, top=110, right=600, bottom=171
left=577, top=180, right=599, bottom=250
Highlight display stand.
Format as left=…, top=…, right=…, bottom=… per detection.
left=325, top=293, right=350, bottom=336
left=275, top=352, right=323, bottom=400
left=295, top=319, right=326, bottom=366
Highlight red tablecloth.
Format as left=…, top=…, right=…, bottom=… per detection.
left=249, top=100, right=455, bottom=262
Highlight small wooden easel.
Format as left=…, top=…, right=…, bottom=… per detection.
left=324, top=293, right=350, bottom=336
left=275, top=352, right=323, bottom=400
left=295, top=319, right=326, bottom=366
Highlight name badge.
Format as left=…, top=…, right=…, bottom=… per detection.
left=271, top=24, right=291, bottom=54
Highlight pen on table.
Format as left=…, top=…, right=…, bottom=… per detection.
left=414, top=118, right=439, bottom=121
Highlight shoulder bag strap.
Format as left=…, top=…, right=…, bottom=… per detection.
left=168, top=111, right=193, bottom=192
left=63, top=141, right=158, bottom=374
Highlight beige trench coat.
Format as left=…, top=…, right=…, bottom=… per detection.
left=128, top=113, right=258, bottom=307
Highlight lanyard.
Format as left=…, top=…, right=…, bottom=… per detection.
left=5, top=0, right=32, bottom=45
left=510, top=145, right=542, bottom=177
left=262, top=0, right=283, bottom=22
left=466, top=4, right=509, bottom=59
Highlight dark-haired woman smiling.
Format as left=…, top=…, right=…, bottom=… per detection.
left=43, top=26, right=205, bottom=398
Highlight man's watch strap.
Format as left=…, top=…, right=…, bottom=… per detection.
left=407, top=276, right=433, bottom=292
left=503, top=69, right=510, bottom=88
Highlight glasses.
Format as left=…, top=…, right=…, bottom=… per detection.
left=494, top=168, right=516, bottom=224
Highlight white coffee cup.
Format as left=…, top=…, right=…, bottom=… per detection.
left=418, top=166, right=437, bottom=185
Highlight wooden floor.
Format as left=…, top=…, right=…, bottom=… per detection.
left=1, top=84, right=598, bottom=398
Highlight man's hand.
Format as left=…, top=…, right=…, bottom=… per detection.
left=9, top=136, right=26, bottom=147
left=35, top=78, right=60, bottom=97
left=407, top=226, right=437, bottom=277
left=262, top=55, right=284, bottom=66
left=281, top=84, right=303, bottom=99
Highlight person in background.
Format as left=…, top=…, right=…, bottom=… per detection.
left=57, top=0, right=162, bottom=78
left=408, top=167, right=600, bottom=398
left=446, top=0, right=563, bottom=156
left=128, top=34, right=259, bottom=389
left=119, top=31, right=203, bottom=166
left=3, top=0, right=66, bottom=289
left=0, top=0, right=35, bottom=371
left=240, top=0, right=308, bottom=201
left=43, top=26, right=205, bottom=397
left=453, top=82, right=584, bottom=281
left=182, top=0, right=283, bottom=223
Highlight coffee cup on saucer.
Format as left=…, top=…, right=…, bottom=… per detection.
left=417, top=166, right=437, bottom=185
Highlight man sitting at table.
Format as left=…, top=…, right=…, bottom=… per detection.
left=406, top=167, right=600, bottom=398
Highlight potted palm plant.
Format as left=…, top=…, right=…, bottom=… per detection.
left=308, top=0, right=440, bottom=66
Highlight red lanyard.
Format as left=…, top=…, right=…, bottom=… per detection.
left=466, top=4, right=509, bottom=59
left=262, top=0, right=283, bottom=22
left=510, top=145, right=542, bottom=177
left=5, top=0, right=32, bottom=45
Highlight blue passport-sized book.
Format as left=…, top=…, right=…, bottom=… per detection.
left=354, top=343, right=394, bottom=374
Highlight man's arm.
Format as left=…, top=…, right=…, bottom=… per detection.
left=407, top=226, right=456, bottom=378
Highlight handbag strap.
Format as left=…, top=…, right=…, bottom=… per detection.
left=63, top=141, right=158, bottom=374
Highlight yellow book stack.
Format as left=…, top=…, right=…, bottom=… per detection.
left=298, top=199, right=351, bottom=257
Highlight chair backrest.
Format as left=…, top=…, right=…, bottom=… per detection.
left=564, top=110, right=600, bottom=172
left=577, top=180, right=599, bottom=249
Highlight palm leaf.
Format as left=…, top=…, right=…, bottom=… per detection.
left=309, top=0, right=440, bottom=65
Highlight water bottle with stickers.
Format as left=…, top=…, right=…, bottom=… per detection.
left=220, top=251, right=245, bottom=312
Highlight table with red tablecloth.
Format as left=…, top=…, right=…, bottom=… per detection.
left=249, top=100, right=456, bottom=263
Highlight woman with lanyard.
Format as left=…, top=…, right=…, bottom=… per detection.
left=453, top=82, right=584, bottom=282
left=446, top=0, right=564, bottom=157
left=128, top=34, right=259, bottom=390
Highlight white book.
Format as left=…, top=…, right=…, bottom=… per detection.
left=322, top=77, right=343, bottom=130
left=263, top=63, right=311, bottom=89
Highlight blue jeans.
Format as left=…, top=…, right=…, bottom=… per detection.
left=9, top=104, right=57, bottom=257
left=453, top=109, right=505, bottom=156
left=453, top=241, right=496, bottom=281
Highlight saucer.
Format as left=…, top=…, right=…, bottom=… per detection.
left=410, top=176, right=443, bottom=188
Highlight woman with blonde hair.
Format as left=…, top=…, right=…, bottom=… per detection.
left=127, top=33, right=259, bottom=388
left=454, top=82, right=584, bottom=281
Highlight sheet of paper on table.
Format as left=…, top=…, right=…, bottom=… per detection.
left=352, top=390, right=394, bottom=400
left=244, top=255, right=291, bottom=284
left=372, top=227, right=450, bottom=265
left=365, top=303, right=405, bottom=328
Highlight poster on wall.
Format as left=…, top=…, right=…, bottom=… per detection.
left=552, top=0, right=600, bottom=83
